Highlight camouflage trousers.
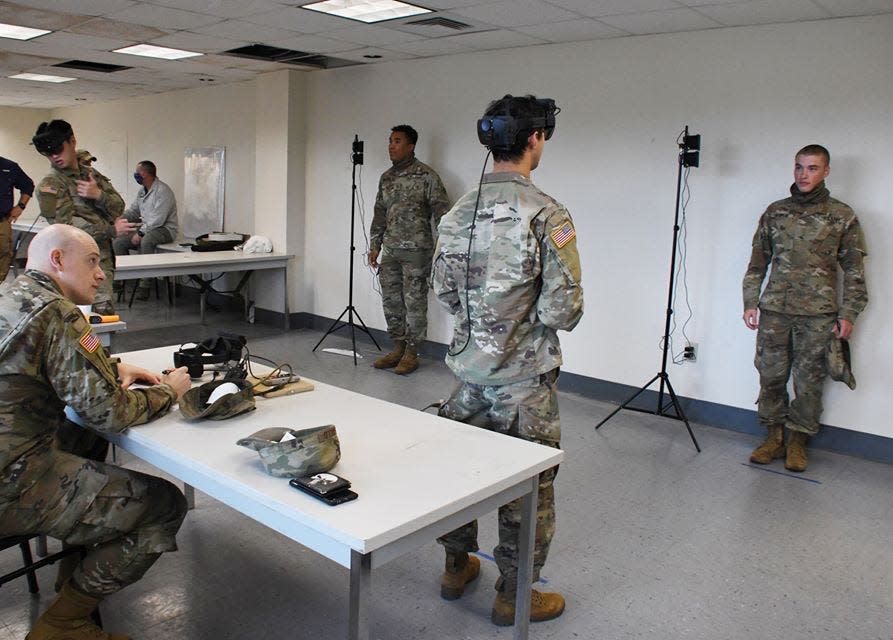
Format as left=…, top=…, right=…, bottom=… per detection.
left=0, top=216, right=12, bottom=282
left=437, top=369, right=561, bottom=594
left=755, top=309, right=836, bottom=436
left=0, top=423, right=187, bottom=598
left=378, top=247, right=432, bottom=345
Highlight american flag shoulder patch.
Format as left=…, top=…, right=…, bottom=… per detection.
left=550, top=222, right=576, bottom=249
left=79, top=328, right=100, bottom=354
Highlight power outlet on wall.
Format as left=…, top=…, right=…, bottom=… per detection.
left=683, top=342, right=698, bottom=363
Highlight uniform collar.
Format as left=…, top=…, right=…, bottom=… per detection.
left=790, top=181, right=830, bottom=206
left=391, top=154, right=416, bottom=171
left=23, top=269, right=65, bottom=296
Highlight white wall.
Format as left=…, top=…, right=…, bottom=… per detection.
left=0, top=106, right=51, bottom=190
left=303, top=15, right=893, bottom=438
left=4, top=15, right=888, bottom=439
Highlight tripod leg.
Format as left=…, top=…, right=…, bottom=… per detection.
left=595, top=374, right=661, bottom=430
left=312, top=307, right=350, bottom=352
left=661, top=375, right=701, bottom=452
left=350, top=308, right=382, bottom=351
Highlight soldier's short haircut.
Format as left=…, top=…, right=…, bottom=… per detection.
left=138, top=160, right=157, bottom=176
left=391, top=124, right=418, bottom=145
left=796, top=144, right=830, bottom=164
left=483, top=94, right=547, bottom=163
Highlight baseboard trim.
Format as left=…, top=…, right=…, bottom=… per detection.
left=271, top=311, right=892, bottom=465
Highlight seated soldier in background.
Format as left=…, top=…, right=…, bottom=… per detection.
left=0, top=224, right=191, bottom=640
left=113, top=160, right=179, bottom=300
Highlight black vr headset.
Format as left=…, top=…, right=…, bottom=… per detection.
left=32, top=120, right=74, bottom=156
left=173, top=333, right=247, bottom=379
left=476, top=98, right=559, bottom=151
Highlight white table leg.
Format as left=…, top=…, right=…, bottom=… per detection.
left=513, top=475, right=538, bottom=640
left=349, top=549, right=371, bottom=640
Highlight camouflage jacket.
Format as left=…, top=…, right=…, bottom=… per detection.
left=35, top=151, right=124, bottom=251
left=371, top=154, right=450, bottom=252
left=742, top=183, right=868, bottom=322
left=433, top=171, right=584, bottom=384
left=0, top=270, right=177, bottom=483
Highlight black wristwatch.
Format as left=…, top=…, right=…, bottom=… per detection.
left=16, top=201, right=26, bottom=210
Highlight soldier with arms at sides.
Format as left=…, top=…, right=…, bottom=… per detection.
left=431, top=94, right=583, bottom=626
left=743, top=144, right=867, bottom=472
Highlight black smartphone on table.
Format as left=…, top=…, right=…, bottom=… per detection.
left=290, top=473, right=357, bottom=506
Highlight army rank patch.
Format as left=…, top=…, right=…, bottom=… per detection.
left=550, top=222, right=576, bottom=249
left=79, top=328, right=101, bottom=354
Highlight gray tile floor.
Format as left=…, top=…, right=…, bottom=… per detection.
left=2, top=295, right=892, bottom=639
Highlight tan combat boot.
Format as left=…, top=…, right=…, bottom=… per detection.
left=491, top=589, right=566, bottom=626
left=440, top=552, right=481, bottom=600
left=749, top=424, right=785, bottom=464
left=394, top=343, right=418, bottom=375
left=373, top=340, right=406, bottom=369
left=785, top=430, right=809, bottom=472
left=27, top=581, right=131, bottom=640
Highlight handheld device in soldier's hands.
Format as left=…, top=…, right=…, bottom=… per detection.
left=290, top=473, right=357, bottom=506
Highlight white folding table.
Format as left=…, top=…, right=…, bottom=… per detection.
left=110, top=347, right=564, bottom=640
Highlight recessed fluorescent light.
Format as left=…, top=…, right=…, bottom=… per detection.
left=0, top=22, right=51, bottom=40
left=10, top=73, right=75, bottom=83
left=302, top=0, right=430, bottom=24
left=113, top=44, right=202, bottom=60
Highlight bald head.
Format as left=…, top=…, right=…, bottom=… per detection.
left=26, top=224, right=105, bottom=304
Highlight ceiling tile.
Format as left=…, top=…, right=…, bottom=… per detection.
left=0, top=1, right=93, bottom=30
left=32, top=30, right=131, bottom=52
left=192, top=18, right=299, bottom=41
left=547, top=0, right=683, bottom=18
left=243, top=5, right=355, bottom=33
left=268, top=33, right=357, bottom=54
left=321, top=25, right=425, bottom=47
left=598, top=7, right=722, bottom=34
left=385, top=35, right=477, bottom=56
left=695, top=0, right=831, bottom=26
left=149, top=30, right=249, bottom=53
left=68, top=17, right=168, bottom=41
left=812, top=0, right=893, bottom=18
left=514, top=18, right=630, bottom=42
left=435, top=28, right=546, bottom=51
left=107, top=2, right=224, bottom=30
left=9, top=0, right=139, bottom=15
left=333, top=46, right=418, bottom=62
left=142, top=0, right=284, bottom=20
left=452, top=0, right=581, bottom=27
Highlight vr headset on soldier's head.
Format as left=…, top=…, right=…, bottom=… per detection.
left=32, top=120, right=74, bottom=156
left=173, top=332, right=247, bottom=379
left=476, top=98, right=559, bottom=151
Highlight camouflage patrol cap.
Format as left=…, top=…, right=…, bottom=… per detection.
left=827, top=338, right=856, bottom=390
left=180, top=379, right=256, bottom=420
left=236, top=425, right=341, bottom=478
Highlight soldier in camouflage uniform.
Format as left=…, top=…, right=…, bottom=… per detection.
left=368, top=125, right=450, bottom=375
left=0, top=224, right=192, bottom=640
left=32, top=120, right=137, bottom=315
left=743, top=144, right=867, bottom=472
left=431, top=95, right=583, bottom=626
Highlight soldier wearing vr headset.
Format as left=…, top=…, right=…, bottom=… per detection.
left=432, top=94, right=583, bottom=626
left=31, top=120, right=137, bottom=315
left=0, top=224, right=191, bottom=640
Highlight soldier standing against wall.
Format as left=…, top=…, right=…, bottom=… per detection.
left=31, top=120, right=136, bottom=315
left=743, top=144, right=868, bottom=472
left=431, top=95, right=583, bottom=626
left=0, top=224, right=191, bottom=640
left=368, top=124, right=450, bottom=375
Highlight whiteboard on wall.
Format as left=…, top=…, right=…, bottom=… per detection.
left=182, top=147, right=225, bottom=240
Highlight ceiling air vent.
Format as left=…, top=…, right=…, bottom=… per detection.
left=406, top=16, right=473, bottom=30
left=221, top=44, right=359, bottom=69
left=54, top=60, right=130, bottom=73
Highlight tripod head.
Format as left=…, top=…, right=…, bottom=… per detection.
left=679, top=126, right=700, bottom=167
left=352, top=135, right=364, bottom=165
